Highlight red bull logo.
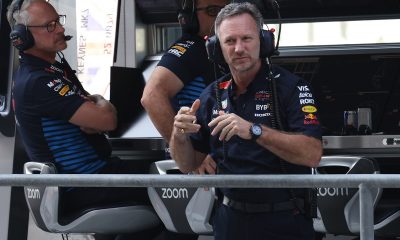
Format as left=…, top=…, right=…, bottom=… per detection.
left=12, top=38, right=23, bottom=47
left=304, top=113, right=319, bottom=125
left=305, top=113, right=317, bottom=120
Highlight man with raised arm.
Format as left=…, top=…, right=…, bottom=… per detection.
left=170, top=2, right=322, bottom=240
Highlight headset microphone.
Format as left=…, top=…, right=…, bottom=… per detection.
left=64, top=35, right=72, bottom=41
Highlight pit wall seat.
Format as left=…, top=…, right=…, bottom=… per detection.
left=23, top=161, right=160, bottom=234
left=147, top=160, right=215, bottom=234
left=313, top=155, right=381, bottom=235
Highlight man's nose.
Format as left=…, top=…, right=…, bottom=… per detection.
left=234, top=40, right=245, bottom=53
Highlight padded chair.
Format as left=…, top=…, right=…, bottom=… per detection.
left=313, top=155, right=381, bottom=235
left=147, top=160, right=215, bottom=234
left=23, top=161, right=160, bottom=234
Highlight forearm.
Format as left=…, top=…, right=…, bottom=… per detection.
left=257, top=126, right=322, bottom=167
left=144, top=99, right=176, bottom=142
left=170, top=128, right=202, bottom=173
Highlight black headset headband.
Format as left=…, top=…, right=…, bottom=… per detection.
left=177, top=0, right=199, bottom=34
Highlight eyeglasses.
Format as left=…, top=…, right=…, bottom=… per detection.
left=27, top=15, right=66, bottom=33
left=196, top=5, right=224, bottom=17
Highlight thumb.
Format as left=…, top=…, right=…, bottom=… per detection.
left=190, top=99, right=201, bottom=114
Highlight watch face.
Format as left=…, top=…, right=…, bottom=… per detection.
left=252, top=124, right=262, bottom=136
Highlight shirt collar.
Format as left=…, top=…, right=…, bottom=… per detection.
left=230, top=62, right=269, bottom=96
left=20, top=53, right=64, bottom=75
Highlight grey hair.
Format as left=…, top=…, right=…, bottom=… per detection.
left=215, top=2, right=263, bottom=38
left=6, top=0, right=41, bottom=28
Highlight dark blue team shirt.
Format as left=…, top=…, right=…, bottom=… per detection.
left=157, top=33, right=221, bottom=111
left=13, top=53, right=110, bottom=174
left=191, top=63, right=322, bottom=203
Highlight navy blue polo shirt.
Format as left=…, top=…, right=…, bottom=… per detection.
left=157, top=33, right=222, bottom=111
left=13, top=53, right=110, bottom=174
left=191, top=63, right=322, bottom=203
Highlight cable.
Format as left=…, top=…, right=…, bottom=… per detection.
left=214, top=70, right=231, bottom=164
left=56, top=51, right=89, bottom=95
left=272, top=0, right=282, bottom=55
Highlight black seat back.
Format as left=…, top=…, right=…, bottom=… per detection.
left=23, top=162, right=57, bottom=232
left=314, top=156, right=381, bottom=235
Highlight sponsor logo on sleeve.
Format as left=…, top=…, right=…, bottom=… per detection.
left=167, top=40, right=194, bottom=57
left=304, top=113, right=320, bottom=125
left=297, top=86, right=310, bottom=92
left=299, top=92, right=313, bottom=98
left=302, top=105, right=317, bottom=113
left=300, top=98, right=315, bottom=105
left=59, top=85, right=70, bottom=96
left=298, top=85, right=316, bottom=105
left=47, top=78, right=62, bottom=88
left=53, top=83, right=63, bottom=92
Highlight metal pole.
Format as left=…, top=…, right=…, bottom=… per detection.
left=1, top=174, right=400, bottom=188
left=359, top=183, right=374, bottom=240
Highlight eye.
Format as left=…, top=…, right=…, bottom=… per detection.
left=225, top=39, right=235, bottom=45
left=47, top=21, right=57, bottom=32
left=206, top=6, right=223, bottom=16
left=243, top=36, right=252, bottom=41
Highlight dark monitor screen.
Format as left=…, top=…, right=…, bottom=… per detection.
left=109, top=66, right=161, bottom=138
left=277, top=54, right=400, bottom=135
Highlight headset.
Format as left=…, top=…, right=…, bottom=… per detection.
left=177, top=0, right=199, bottom=35
left=9, top=0, right=35, bottom=51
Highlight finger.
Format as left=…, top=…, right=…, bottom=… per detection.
left=205, top=163, right=216, bottom=175
left=190, top=99, right=201, bottom=114
left=208, top=113, right=228, bottom=128
left=224, top=124, right=238, bottom=141
left=210, top=117, right=231, bottom=136
left=178, top=106, right=191, bottom=114
left=218, top=122, right=235, bottom=141
left=197, top=167, right=205, bottom=175
left=209, top=158, right=217, bottom=169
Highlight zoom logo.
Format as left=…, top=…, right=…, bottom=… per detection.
left=26, top=188, right=41, bottom=199
left=161, top=188, right=189, bottom=199
left=318, top=187, right=349, bottom=197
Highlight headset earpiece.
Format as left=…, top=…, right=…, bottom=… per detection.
left=177, top=0, right=199, bottom=34
left=10, top=24, right=34, bottom=51
left=259, top=29, right=276, bottom=58
left=9, top=0, right=34, bottom=51
left=205, top=35, right=223, bottom=65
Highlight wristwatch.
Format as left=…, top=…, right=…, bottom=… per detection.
left=250, top=123, right=262, bottom=141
